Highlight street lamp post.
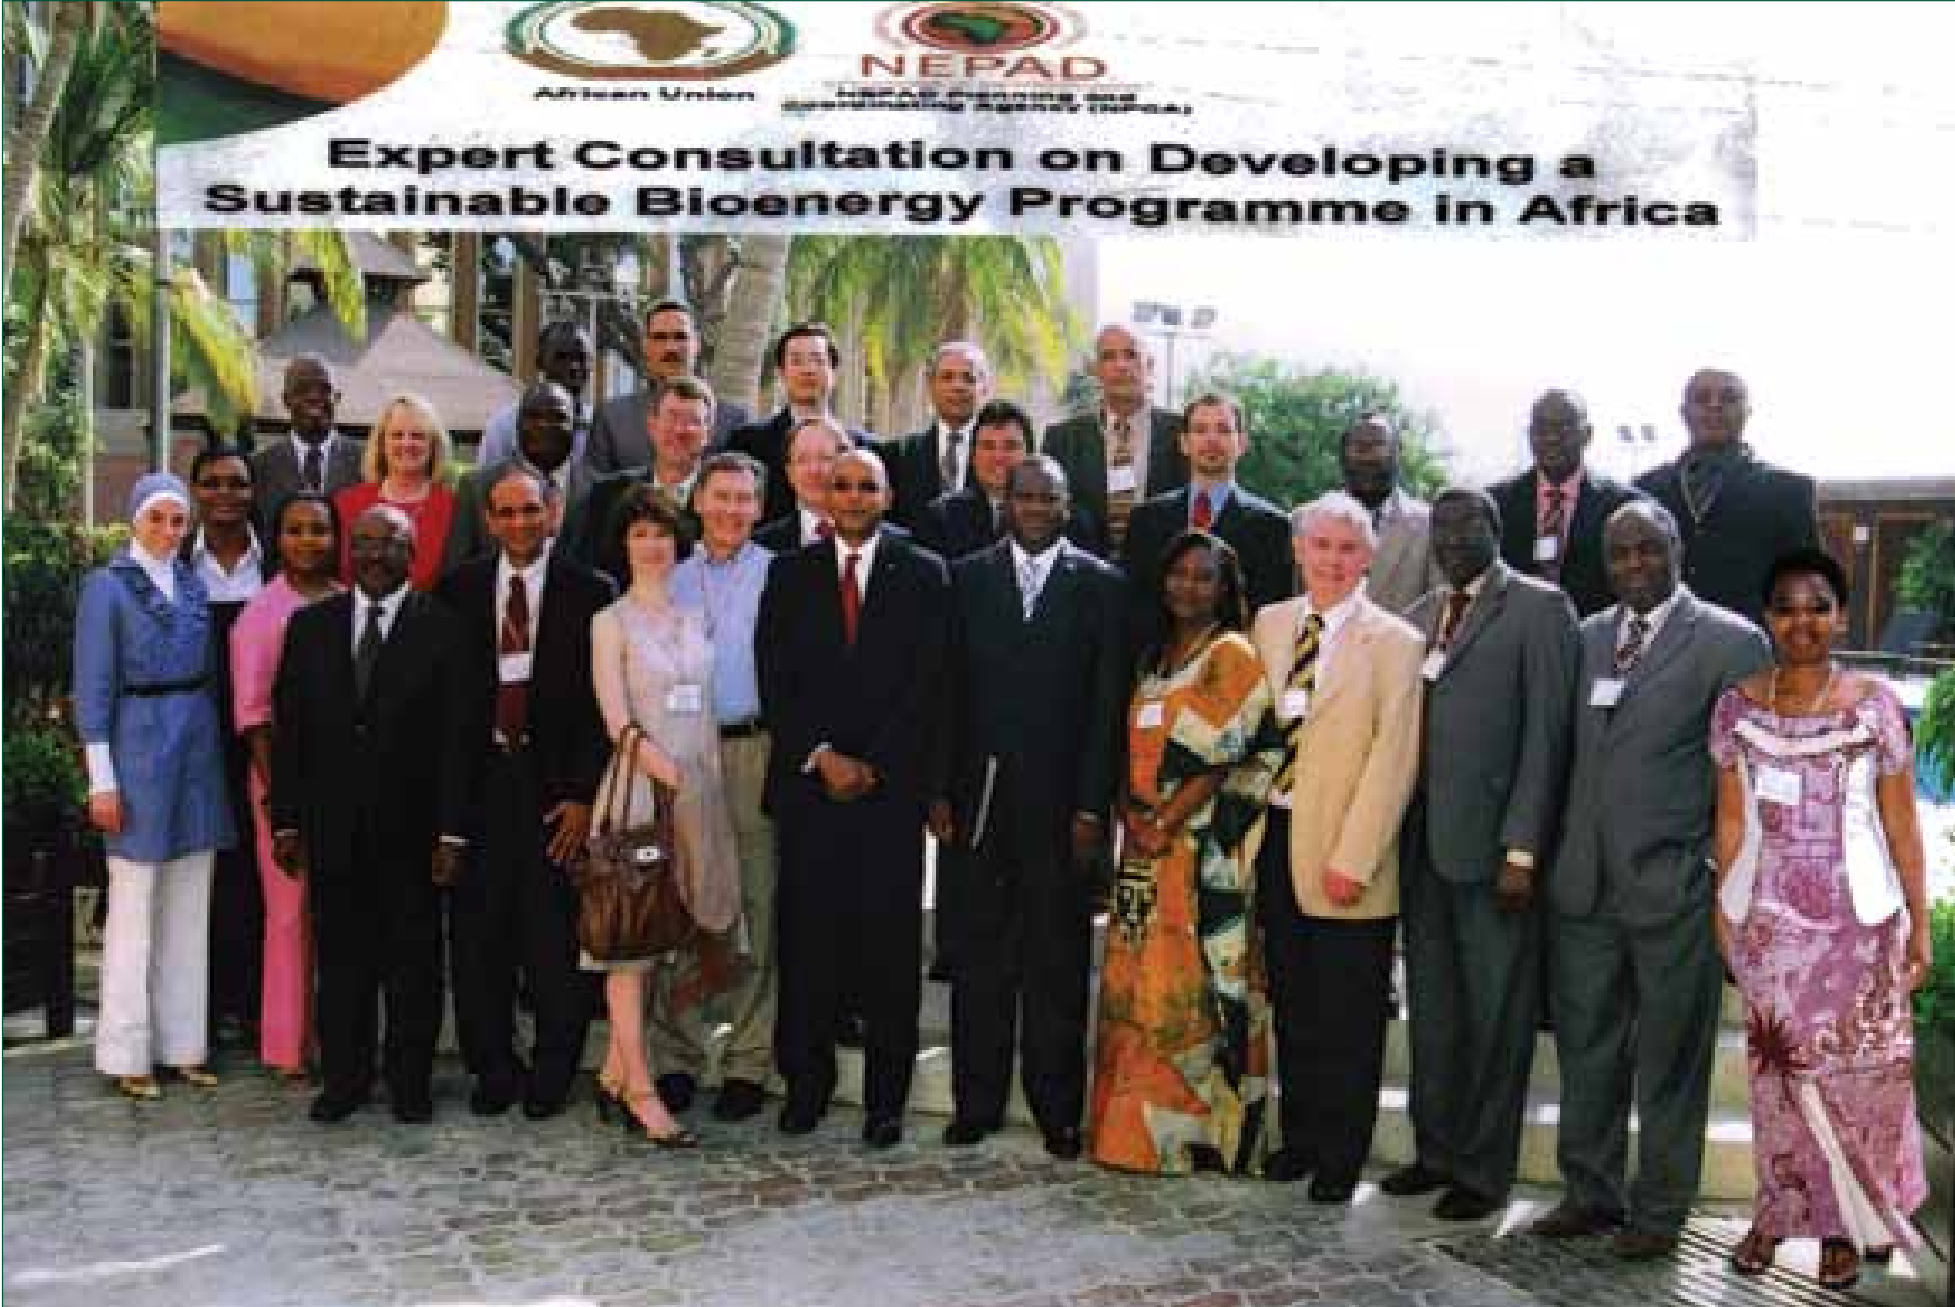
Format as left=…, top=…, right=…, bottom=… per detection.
left=1132, top=300, right=1218, bottom=410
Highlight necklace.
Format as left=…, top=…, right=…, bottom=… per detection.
left=1769, top=661, right=1836, bottom=716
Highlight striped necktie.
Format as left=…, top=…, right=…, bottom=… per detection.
left=1271, top=611, right=1324, bottom=797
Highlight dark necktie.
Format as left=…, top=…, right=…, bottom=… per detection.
left=1615, top=612, right=1651, bottom=677
left=1435, top=588, right=1472, bottom=650
left=301, top=442, right=325, bottom=493
left=941, top=426, right=963, bottom=490
left=354, top=601, right=384, bottom=700
left=840, top=550, right=862, bottom=647
left=1272, top=611, right=1325, bottom=796
left=1538, top=486, right=1566, bottom=584
left=1107, top=416, right=1138, bottom=552
left=496, top=573, right=531, bottom=740
left=1682, top=452, right=1726, bottom=523
left=1191, top=489, right=1215, bottom=531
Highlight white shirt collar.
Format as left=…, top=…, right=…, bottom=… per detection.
left=833, top=530, right=879, bottom=580
left=799, top=506, right=832, bottom=544
left=496, top=540, right=553, bottom=592
left=1303, top=587, right=1361, bottom=634
left=1616, top=587, right=1684, bottom=645
left=191, top=526, right=264, bottom=574
left=355, top=581, right=411, bottom=631
left=1009, top=537, right=1064, bottom=573
left=290, top=433, right=335, bottom=461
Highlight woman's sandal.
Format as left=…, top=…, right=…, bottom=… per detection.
left=594, top=1073, right=624, bottom=1126
left=1730, top=1227, right=1779, bottom=1276
left=114, top=1075, right=163, bottom=1101
left=1818, top=1239, right=1861, bottom=1291
left=1864, top=1245, right=1894, bottom=1265
left=169, top=1065, right=220, bottom=1088
left=621, top=1092, right=699, bottom=1149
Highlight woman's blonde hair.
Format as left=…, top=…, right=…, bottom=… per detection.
left=363, top=392, right=452, bottom=484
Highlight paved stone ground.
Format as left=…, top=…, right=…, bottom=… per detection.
left=5, top=1043, right=1943, bottom=1307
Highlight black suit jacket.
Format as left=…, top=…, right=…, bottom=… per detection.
left=572, top=471, right=703, bottom=586
left=269, top=590, right=480, bottom=875
left=883, top=424, right=977, bottom=529
left=918, top=487, right=1104, bottom=564
left=755, top=527, right=951, bottom=820
left=728, top=408, right=872, bottom=528
left=1040, top=407, right=1189, bottom=557
left=1635, top=452, right=1820, bottom=627
left=1120, top=484, right=1294, bottom=652
left=1488, top=468, right=1643, bottom=618
left=435, top=553, right=615, bottom=812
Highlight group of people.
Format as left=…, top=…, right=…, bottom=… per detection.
left=73, top=305, right=1934, bottom=1292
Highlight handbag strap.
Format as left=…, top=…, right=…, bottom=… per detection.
left=597, top=722, right=644, bottom=835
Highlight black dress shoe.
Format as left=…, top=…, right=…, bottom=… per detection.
left=308, top=1087, right=367, bottom=1124
left=836, top=1014, right=867, bottom=1049
left=1043, top=1126, right=1084, bottom=1161
left=392, top=1093, right=434, bottom=1125
left=655, top=1072, right=697, bottom=1115
left=468, top=1078, right=520, bottom=1117
left=863, top=1116, right=903, bottom=1150
left=778, top=1103, right=823, bottom=1135
left=1263, top=1148, right=1312, bottom=1183
left=1530, top=1203, right=1622, bottom=1239
left=1380, top=1161, right=1451, bottom=1196
left=943, top=1119, right=994, bottom=1147
left=1308, top=1175, right=1357, bottom=1204
left=712, top=1079, right=767, bottom=1123
left=1433, top=1185, right=1501, bottom=1221
left=521, top=1093, right=567, bottom=1121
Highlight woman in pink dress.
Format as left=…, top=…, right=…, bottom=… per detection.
left=1711, top=548, right=1934, bottom=1290
left=230, top=493, right=344, bottom=1082
left=333, top=392, right=455, bottom=591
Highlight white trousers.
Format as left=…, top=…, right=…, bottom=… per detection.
left=95, top=852, right=214, bottom=1076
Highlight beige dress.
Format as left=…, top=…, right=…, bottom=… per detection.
left=584, top=596, right=741, bottom=971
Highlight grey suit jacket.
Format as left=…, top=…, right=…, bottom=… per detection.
left=1406, top=561, right=1580, bottom=881
left=585, top=389, right=751, bottom=474
left=250, top=435, right=364, bottom=526
left=1365, top=488, right=1440, bottom=617
left=440, top=456, right=595, bottom=576
left=1551, top=589, right=1770, bottom=925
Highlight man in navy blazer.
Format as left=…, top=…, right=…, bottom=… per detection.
left=1488, top=390, right=1644, bottom=618
left=1040, top=323, right=1188, bottom=559
left=756, top=448, right=951, bottom=1149
left=932, top=456, right=1126, bottom=1160
left=884, top=341, right=990, bottom=529
left=730, top=322, right=870, bottom=528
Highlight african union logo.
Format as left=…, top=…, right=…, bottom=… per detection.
left=507, top=0, right=793, bottom=80
left=877, top=2, right=1083, bottom=55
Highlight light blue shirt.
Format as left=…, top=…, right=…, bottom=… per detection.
left=477, top=400, right=591, bottom=470
left=672, top=539, right=771, bottom=725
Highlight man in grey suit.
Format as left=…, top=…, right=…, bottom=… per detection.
left=1384, top=488, right=1579, bottom=1220
left=1341, top=414, right=1438, bottom=617
left=1040, top=323, right=1188, bottom=559
left=1531, top=501, right=1768, bottom=1258
left=251, top=354, right=363, bottom=527
left=585, top=299, right=752, bottom=473
left=442, top=382, right=593, bottom=574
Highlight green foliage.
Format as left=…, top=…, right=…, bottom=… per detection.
left=3, top=514, right=118, bottom=727
left=1896, top=521, right=1955, bottom=637
left=1920, top=669, right=1955, bottom=797
left=1187, top=353, right=1449, bottom=510
left=1, top=721, right=85, bottom=832
left=1916, top=899, right=1955, bottom=1040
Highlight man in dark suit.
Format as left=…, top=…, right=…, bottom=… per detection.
left=436, top=465, right=615, bottom=1119
left=1384, top=488, right=1579, bottom=1220
left=251, top=354, right=363, bottom=526
left=1121, top=392, right=1292, bottom=652
left=1488, top=390, right=1643, bottom=618
left=932, top=456, right=1125, bottom=1159
left=756, top=448, right=951, bottom=1149
left=917, top=399, right=1101, bottom=561
left=1040, top=323, right=1189, bottom=558
left=730, top=322, right=870, bottom=528
left=576, top=375, right=713, bottom=583
left=883, top=341, right=990, bottom=529
left=586, top=299, right=751, bottom=472
left=444, top=382, right=594, bottom=575
left=752, top=416, right=846, bottom=555
left=1533, top=501, right=1769, bottom=1258
left=270, top=506, right=477, bottom=1125
left=1635, top=368, right=1820, bottom=628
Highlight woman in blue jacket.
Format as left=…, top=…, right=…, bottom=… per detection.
left=73, top=472, right=236, bottom=1099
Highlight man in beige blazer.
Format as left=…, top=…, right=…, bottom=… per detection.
left=1247, top=491, right=1425, bottom=1200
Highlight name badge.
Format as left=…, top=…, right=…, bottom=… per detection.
left=1755, top=765, right=1802, bottom=807
left=1279, top=688, right=1311, bottom=721
left=1420, top=650, right=1447, bottom=681
left=1588, top=677, right=1625, bottom=708
left=666, top=683, right=705, bottom=716
left=497, top=652, right=533, bottom=684
left=1533, top=534, right=1561, bottom=563
left=1107, top=464, right=1139, bottom=495
left=1135, top=700, right=1164, bottom=729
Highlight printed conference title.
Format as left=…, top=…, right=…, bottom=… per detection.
left=197, top=135, right=1726, bottom=232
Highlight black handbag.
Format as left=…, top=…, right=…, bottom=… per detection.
left=571, top=724, right=693, bottom=961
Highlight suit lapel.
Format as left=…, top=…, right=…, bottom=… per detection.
left=1309, top=601, right=1372, bottom=714
left=1441, top=565, right=1508, bottom=672
left=1622, top=591, right=1695, bottom=698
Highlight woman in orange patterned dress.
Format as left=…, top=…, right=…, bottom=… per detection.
left=1088, top=530, right=1284, bottom=1176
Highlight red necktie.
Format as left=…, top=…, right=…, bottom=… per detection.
left=1191, top=490, right=1215, bottom=531
left=496, top=572, right=531, bottom=740
left=840, top=550, right=862, bottom=647
left=815, top=518, right=835, bottom=543
left=1436, top=588, right=1472, bottom=650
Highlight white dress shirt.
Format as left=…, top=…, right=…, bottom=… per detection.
left=833, top=531, right=881, bottom=603
left=190, top=527, right=264, bottom=603
left=351, top=581, right=412, bottom=655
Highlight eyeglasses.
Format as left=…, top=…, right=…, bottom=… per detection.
left=195, top=476, right=252, bottom=490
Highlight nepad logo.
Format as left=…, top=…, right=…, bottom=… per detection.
left=894, top=3, right=1068, bottom=54
left=507, top=0, right=793, bottom=80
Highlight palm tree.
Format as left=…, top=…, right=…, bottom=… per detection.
left=3, top=1, right=91, bottom=290
left=704, top=234, right=790, bottom=414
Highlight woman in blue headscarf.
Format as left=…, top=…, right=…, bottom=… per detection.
left=73, top=472, right=237, bottom=1100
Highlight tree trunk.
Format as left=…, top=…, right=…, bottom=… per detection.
left=3, top=268, right=54, bottom=510
left=707, top=234, right=790, bottom=415
left=2, top=2, right=88, bottom=292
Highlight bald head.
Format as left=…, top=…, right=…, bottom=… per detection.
left=282, top=353, right=338, bottom=440
left=829, top=448, right=890, bottom=545
left=1528, top=388, right=1592, bottom=483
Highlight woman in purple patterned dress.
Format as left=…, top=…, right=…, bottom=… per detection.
left=1710, top=549, right=1933, bottom=1290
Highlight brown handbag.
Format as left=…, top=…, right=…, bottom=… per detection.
left=572, top=723, right=693, bottom=961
